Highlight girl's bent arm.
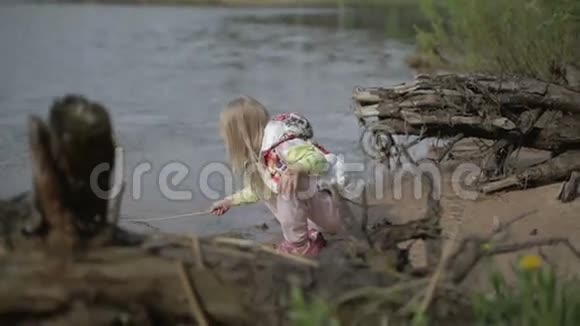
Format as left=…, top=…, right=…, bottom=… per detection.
left=226, top=186, right=260, bottom=206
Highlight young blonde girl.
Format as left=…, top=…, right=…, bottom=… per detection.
left=211, top=96, right=347, bottom=256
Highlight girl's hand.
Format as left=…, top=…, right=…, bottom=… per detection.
left=211, top=198, right=233, bottom=216
left=280, top=169, right=301, bottom=198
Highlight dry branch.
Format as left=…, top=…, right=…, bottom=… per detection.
left=354, top=74, right=580, bottom=153
left=354, top=74, right=580, bottom=194
left=480, top=150, right=580, bottom=193
left=558, top=171, right=580, bottom=203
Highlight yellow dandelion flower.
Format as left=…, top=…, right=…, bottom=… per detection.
left=519, top=254, right=543, bottom=271
left=481, top=243, right=493, bottom=254
left=481, top=243, right=493, bottom=252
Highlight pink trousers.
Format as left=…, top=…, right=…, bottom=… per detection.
left=265, top=190, right=344, bottom=245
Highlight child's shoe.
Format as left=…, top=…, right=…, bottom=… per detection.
left=308, top=229, right=327, bottom=248
left=276, top=238, right=323, bottom=257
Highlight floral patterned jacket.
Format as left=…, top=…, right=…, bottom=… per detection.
left=227, top=113, right=346, bottom=205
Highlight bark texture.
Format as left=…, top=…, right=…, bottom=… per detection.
left=354, top=74, right=580, bottom=193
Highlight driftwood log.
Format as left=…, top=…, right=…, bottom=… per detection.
left=2, top=94, right=580, bottom=325
left=353, top=74, right=580, bottom=195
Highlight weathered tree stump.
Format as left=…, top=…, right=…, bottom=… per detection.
left=26, top=95, right=119, bottom=251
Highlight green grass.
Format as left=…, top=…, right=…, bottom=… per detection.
left=287, top=255, right=580, bottom=326
left=473, top=255, right=580, bottom=326
left=416, top=0, right=580, bottom=82
left=288, top=287, right=339, bottom=326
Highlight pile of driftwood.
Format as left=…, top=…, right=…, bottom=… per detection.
left=1, top=94, right=580, bottom=326
left=353, top=74, right=580, bottom=200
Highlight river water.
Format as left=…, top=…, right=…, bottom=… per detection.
left=0, top=3, right=419, bottom=238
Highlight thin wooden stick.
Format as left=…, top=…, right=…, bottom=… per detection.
left=128, top=220, right=160, bottom=231
left=389, top=133, right=417, bottom=165
left=203, top=246, right=256, bottom=260
left=398, top=288, right=426, bottom=315
left=558, top=171, right=580, bottom=203
left=414, top=206, right=463, bottom=318
left=480, top=175, right=520, bottom=193
left=361, top=186, right=369, bottom=235
left=122, top=210, right=213, bottom=222
left=437, top=133, right=464, bottom=162
left=488, top=238, right=580, bottom=258
left=258, top=246, right=319, bottom=268
left=107, top=182, right=125, bottom=224
left=212, top=237, right=256, bottom=247
left=449, top=210, right=538, bottom=283
left=190, top=236, right=204, bottom=270
left=493, top=209, right=538, bottom=235
left=176, top=261, right=209, bottom=326
left=335, top=278, right=428, bottom=305
left=212, top=237, right=319, bottom=267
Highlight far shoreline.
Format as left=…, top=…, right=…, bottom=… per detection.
left=20, top=0, right=351, bottom=8
left=13, top=0, right=417, bottom=9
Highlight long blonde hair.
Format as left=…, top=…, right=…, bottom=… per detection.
left=220, top=96, right=271, bottom=199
